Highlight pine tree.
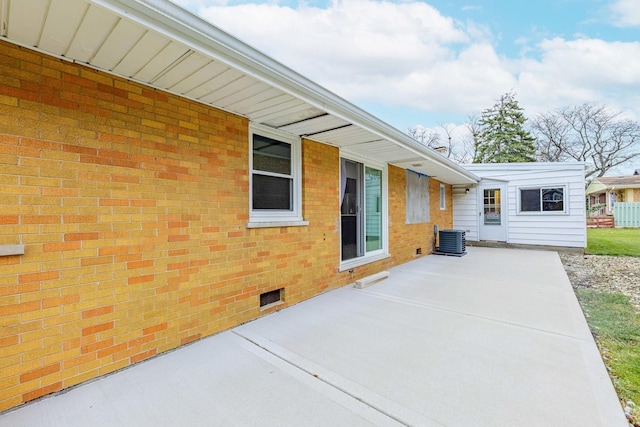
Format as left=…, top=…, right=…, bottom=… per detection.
left=473, top=92, right=537, bottom=163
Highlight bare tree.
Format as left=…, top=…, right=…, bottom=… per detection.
left=407, top=126, right=441, bottom=149
left=461, top=114, right=481, bottom=164
left=531, top=104, right=640, bottom=178
left=407, top=123, right=473, bottom=163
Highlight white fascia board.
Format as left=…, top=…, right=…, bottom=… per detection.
left=477, top=177, right=509, bottom=183
left=464, top=161, right=586, bottom=172
left=89, top=0, right=478, bottom=185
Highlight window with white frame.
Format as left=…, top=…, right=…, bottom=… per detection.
left=249, top=123, right=303, bottom=224
left=439, top=184, right=446, bottom=210
left=519, top=186, right=565, bottom=213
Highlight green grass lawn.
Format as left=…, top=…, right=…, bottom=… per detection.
left=578, top=228, right=640, bottom=421
left=587, top=228, right=640, bottom=257
left=576, top=289, right=640, bottom=421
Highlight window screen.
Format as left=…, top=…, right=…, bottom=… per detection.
left=520, top=189, right=541, bottom=212
left=252, top=175, right=291, bottom=210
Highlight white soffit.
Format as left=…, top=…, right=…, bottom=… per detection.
left=0, top=0, right=478, bottom=185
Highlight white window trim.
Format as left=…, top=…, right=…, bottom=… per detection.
left=517, top=185, right=568, bottom=215
left=338, top=151, right=389, bottom=271
left=440, top=184, right=446, bottom=210
left=338, top=253, right=390, bottom=272
left=248, top=123, right=305, bottom=226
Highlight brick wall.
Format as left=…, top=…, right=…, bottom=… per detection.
left=388, top=165, right=452, bottom=265
left=0, top=40, right=452, bottom=411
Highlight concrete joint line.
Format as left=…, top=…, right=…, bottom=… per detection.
left=356, top=288, right=592, bottom=342
left=231, top=330, right=443, bottom=427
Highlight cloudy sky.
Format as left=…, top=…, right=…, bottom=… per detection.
left=172, top=0, right=640, bottom=173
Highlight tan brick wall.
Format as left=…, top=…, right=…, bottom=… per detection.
left=388, top=165, right=452, bottom=265
left=0, top=41, right=452, bottom=411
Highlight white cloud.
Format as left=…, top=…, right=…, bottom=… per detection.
left=609, top=0, right=640, bottom=27
left=515, top=37, right=640, bottom=119
left=172, top=0, right=640, bottom=129
left=184, top=0, right=507, bottom=112
left=197, top=0, right=470, bottom=70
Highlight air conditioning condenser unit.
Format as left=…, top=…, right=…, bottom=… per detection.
left=435, top=229, right=466, bottom=257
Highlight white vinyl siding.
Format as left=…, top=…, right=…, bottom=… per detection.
left=453, top=163, right=586, bottom=248
left=452, top=186, right=478, bottom=241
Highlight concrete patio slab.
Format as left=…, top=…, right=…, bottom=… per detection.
left=0, top=247, right=627, bottom=426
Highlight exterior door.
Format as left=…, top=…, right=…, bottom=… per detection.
left=479, top=185, right=507, bottom=241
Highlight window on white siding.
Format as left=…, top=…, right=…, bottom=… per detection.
left=439, top=184, right=446, bottom=210
left=406, top=170, right=429, bottom=223
left=249, top=123, right=304, bottom=226
left=519, top=186, right=565, bottom=213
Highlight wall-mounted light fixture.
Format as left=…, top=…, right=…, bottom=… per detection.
left=465, top=188, right=470, bottom=194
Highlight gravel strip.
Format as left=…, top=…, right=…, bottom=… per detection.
left=560, top=253, right=640, bottom=312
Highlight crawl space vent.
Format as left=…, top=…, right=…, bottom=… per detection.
left=260, top=289, right=282, bottom=307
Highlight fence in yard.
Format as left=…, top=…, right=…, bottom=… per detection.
left=587, top=216, right=614, bottom=228
left=614, top=202, right=640, bottom=227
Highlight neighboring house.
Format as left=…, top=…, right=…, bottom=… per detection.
left=586, top=174, right=640, bottom=215
left=453, top=162, right=586, bottom=248
left=0, top=0, right=479, bottom=411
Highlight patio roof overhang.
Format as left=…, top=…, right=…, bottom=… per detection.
left=0, top=0, right=479, bottom=185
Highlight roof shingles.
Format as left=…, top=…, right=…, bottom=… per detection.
left=596, top=176, right=640, bottom=187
